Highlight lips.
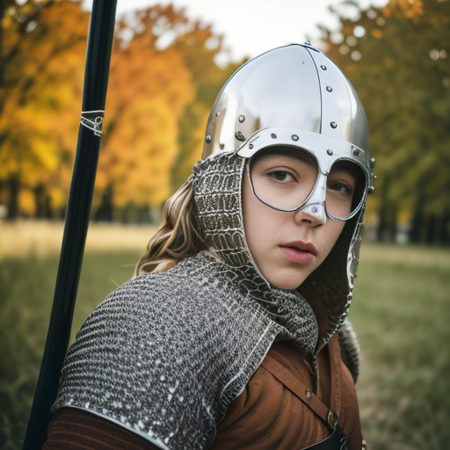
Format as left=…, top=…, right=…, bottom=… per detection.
left=282, top=240, right=317, bottom=255
left=278, top=240, right=317, bottom=264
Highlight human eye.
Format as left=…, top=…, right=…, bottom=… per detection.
left=327, top=179, right=354, bottom=197
left=266, top=169, right=296, bottom=183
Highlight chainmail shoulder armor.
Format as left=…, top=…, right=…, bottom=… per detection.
left=53, top=252, right=319, bottom=450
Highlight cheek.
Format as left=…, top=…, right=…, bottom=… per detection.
left=324, top=220, right=346, bottom=253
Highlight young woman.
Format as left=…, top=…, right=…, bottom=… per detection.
left=44, top=43, right=374, bottom=450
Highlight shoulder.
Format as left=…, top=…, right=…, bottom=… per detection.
left=79, top=253, right=226, bottom=336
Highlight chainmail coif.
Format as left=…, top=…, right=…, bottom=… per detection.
left=53, top=150, right=360, bottom=449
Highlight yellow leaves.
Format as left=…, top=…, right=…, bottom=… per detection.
left=0, top=1, right=88, bottom=207
left=397, top=0, right=424, bottom=20
left=382, top=5, right=392, bottom=18
left=96, top=9, right=197, bottom=208
left=371, top=29, right=383, bottom=38
left=384, top=0, right=425, bottom=22
left=99, top=53, right=194, bottom=206
left=1, top=1, right=235, bottom=217
left=19, top=189, right=35, bottom=216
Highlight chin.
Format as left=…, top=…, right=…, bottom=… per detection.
left=266, top=271, right=307, bottom=291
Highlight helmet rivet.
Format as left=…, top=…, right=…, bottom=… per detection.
left=238, top=115, right=245, bottom=123
left=215, top=111, right=221, bottom=117
left=353, top=149, right=360, bottom=156
left=271, top=133, right=277, bottom=139
left=292, top=135, right=299, bottom=141
left=327, top=149, right=333, bottom=156
left=249, top=144, right=254, bottom=149
left=321, top=65, right=327, bottom=70
left=205, top=135, right=212, bottom=144
left=326, top=86, right=333, bottom=92
left=330, top=122, right=337, bottom=129
left=219, top=143, right=225, bottom=150
left=235, top=131, right=245, bottom=141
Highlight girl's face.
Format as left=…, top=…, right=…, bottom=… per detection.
left=242, top=149, right=353, bottom=291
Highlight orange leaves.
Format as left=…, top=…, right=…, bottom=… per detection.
left=0, top=1, right=235, bottom=218
left=97, top=9, right=196, bottom=208
left=371, top=28, right=383, bottom=38
left=319, top=0, right=450, bottom=228
left=383, top=0, right=425, bottom=22
left=0, top=1, right=89, bottom=213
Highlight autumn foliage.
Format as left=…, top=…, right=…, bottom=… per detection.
left=0, top=0, right=242, bottom=220
left=0, top=0, right=88, bottom=217
left=2, top=0, right=449, bottom=245
left=319, top=0, right=450, bottom=244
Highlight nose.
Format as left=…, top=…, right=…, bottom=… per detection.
left=294, top=176, right=327, bottom=226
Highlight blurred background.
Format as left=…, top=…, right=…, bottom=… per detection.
left=0, top=0, right=449, bottom=449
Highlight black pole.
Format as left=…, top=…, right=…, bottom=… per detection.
left=22, top=1, right=118, bottom=448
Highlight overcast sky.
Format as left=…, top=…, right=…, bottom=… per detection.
left=84, top=0, right=389, bottom=62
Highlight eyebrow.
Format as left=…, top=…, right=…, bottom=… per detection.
left=252, top=146, right=317, bottom=168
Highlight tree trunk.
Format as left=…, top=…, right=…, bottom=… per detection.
left=34, top=183, right=52, bottom=219
left=438, top=211, right=450, bottom=245
left=6, top=175, right=20, bottom=219
left=376, top=176, right=397, bottom=242
left=409, top=189, right=425, bottom=244
left=426, top=214, right=437, bottom=245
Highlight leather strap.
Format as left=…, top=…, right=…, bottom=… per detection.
left=261, top=355, right=337, bottom=430
left=261, top=354, right=353, bottom=450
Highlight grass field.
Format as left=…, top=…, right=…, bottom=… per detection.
left=0, top=222, right=449, bottom=450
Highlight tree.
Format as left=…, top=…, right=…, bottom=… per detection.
left=319, top=0, right=450, bottom=243
left=0, top=2, right=245, bottom=220
left=95, top=4, right=242, bottom=219
left=94, top=5, right=196, bottom=216
left=0, top=0, right=89, bottom=218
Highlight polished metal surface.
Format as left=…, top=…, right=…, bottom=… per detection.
left=238, top=127, right=373, bottom=220
left=200, top=42, right=374, bottom=349
left=202, top=43, right=369, bottom=158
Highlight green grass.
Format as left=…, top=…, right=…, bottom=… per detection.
left=0, top=251, right=140, bottom=450
left=1, top=243, right=449, bottom=450
left=351, top=243, right=450, bottom=450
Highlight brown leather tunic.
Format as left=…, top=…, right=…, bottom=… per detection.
left=211, top=335, right=362, bottom=450
left=44, top=335, right=362, bottom=450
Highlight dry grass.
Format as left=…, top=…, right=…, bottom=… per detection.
left=0, top=220, right=157, bottom=259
